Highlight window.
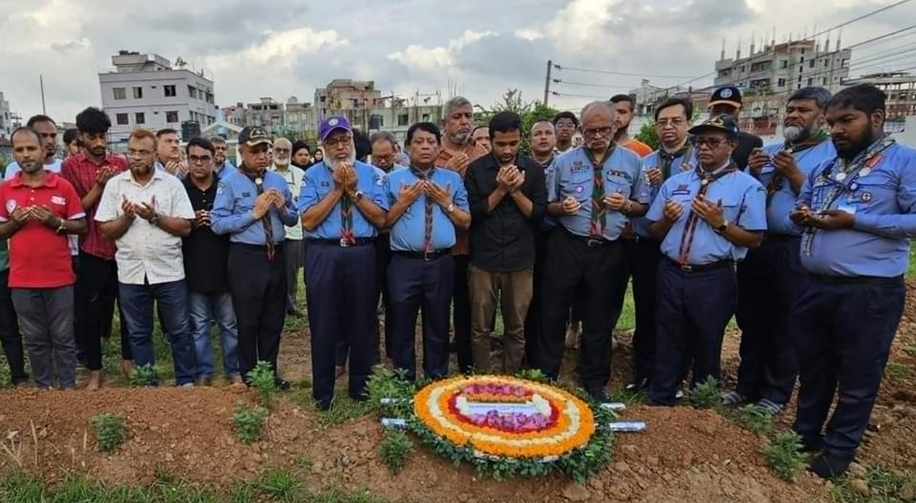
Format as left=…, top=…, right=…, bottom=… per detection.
left=113, top=87, right=126, bottom=100
left=807, top=78, right=813, bottom=86
left=809, top=60, right=815, bottom=68
left=165, top=111, right=179, bottom=123
left=397, top=114, right=409, bottom=126
left=777, top=78, right=786, bottom=87
left=135, top=112, right=145, bottom=125
left=115, top=113, right=129, bottom=125
left=164, top=85, right=176, bottom=97
left=132, top=87, right=143, bottom=99
left=779, top=60, right=788, bottom=69
left=188, top=86, right=198, bottom=99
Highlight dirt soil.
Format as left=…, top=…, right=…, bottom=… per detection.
left=1, top=280, right=915, bottom=503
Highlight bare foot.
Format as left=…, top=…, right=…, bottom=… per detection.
left=121, top=360, right=134, bottom=378
left=335, top=366, right=346, bottom=378
left=86, top=371, right=102, bottom=391
left=564, top=326, right=580, bottom=349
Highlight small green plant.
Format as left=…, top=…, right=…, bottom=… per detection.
left=763, top=431, right=807, bottom=482
left=231, top=401, right=268, bottom=445
left=252, top=467, right=302, bottom=502
left=128, top=364, right=159, bottom=387
left=90, top=414, right=127, bottom=452
left=723, top=405, right=773, bottom=436
left=687, top=377, right=720, bottom=409
left=247, top=361, right=277, bottom=410
left=367, top=365, right=415, bottom=417
left=379, top=428, right=413, bottom=475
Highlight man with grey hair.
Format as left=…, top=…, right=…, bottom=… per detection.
left=724, top=86, right=836, bottom=415
left=437, top=96, right=488, bottom=373
left=270, top=137, right=306, bottom=318
left=539, top=100, right=650, bottom=402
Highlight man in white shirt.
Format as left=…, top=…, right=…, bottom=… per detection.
left=270, top=137, right=306, bottom=317
left=95, top=128, right=198, bottom=386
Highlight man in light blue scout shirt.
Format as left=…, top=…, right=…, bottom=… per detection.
left=645, top=114, right=767, bottom=407
left=627, top=96, right=696, bottom=393
left=384, top=122, right=470, bottom=380
left=724, top=87, right=837, bottom=415
left=210, top=126, right=299, bottom=391
left=787, top=83, right=916, bottom=479
left=299, top=116, right=389, bottom=411
left=539, top=100, right=650, bottom=402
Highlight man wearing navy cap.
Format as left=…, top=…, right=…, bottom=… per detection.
left=211, top=126, right=299, bottom=390
left=708, top=86, right=763, bottom=170
left=645, top=114, right=767, bottom=406
left=299, top=116, right=388, bottom=410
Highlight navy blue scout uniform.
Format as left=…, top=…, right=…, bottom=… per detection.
left=210, top=126, right=299, bottom=388
left=540, top=144, right=649, bottom=399
left=523, top=154, right=555, bottom=366
left=298, top=117, right=390, bottom=410
left=384, top=165, right=469, bottom=381
left=629, top=145, right=696, bottom=390
left=645, top=116, right=767, bottom=406
left=731, top=133, right=835, bottom=413
left=790, top=135, right=916, bottom=475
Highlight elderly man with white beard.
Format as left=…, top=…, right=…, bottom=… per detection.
left=723, top=87, right=837, bottom=415
left=299, top=116, right=389, bottom=411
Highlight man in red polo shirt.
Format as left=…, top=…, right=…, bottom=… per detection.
left=0, top=127, right=87, bottom=389
left=61, top=107, right=132, bottom=390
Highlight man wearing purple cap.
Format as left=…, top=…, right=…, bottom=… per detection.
left=299, top=116, right=389, bottom=410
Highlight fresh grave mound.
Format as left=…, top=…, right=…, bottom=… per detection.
left=0, top=387, right=299, bottom=487
left=401, top=374, right=614, bottom=480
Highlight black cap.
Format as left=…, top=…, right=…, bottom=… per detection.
left=688, top=114, right=740, bottom=138
left=238, top=126, right=271, bottom=147
left=708, top=86, right=742, bottom=108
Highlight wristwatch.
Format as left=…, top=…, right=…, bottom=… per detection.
left=149, top=213, right=161, bottom=226
left=355, top=190, right=364, bottom=201
left=714, top=220, right=729, bottom=234
left=55, top=218, right=66, bottom=234
left=446, top=203, right=456, bottom=213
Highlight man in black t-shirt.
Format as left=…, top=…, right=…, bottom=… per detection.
left=707, top=86, right=763, bottom=169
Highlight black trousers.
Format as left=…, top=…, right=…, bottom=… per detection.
left=0, top=268, right=27, bottom=384
left=227, top=243, right=287, bottom=380
left=75, top=253, right=132, bottom=371
left=538, top=230, right=624, bottom=389
left=523, top=228, right=553, bottom=366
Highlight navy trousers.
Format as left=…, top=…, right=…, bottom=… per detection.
left=523, top=227, right=552, bottom=366
left=649, top=259, right=737, bottom=405
left=791, top=275, right=905, bottom=460
left=305, top=241, right=377, bottom=406
left=387, top=252, right=454, bottom=381
left=629, top=238, right=663, bottom=382
left=735, top=236, right=804, bottom=404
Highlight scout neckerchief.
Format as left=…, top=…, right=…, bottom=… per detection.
left=585, top=146, right=615, bottom=238
left=765, top=129, right=830, bottom=204
left=659, top=143, right=693, bottom=180
left=410, top=165, right=435, bottom=252
left=337, top=165, right=356, bottom=246
left=244, top=168, right=276, bottom=260
left=801, top=135, right=895, bottom=256
left=676, top=163, right=737, bottom=266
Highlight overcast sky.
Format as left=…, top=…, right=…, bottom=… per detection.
left=0, top=0, right=913, bottom=123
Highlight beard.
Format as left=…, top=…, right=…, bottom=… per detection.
left=274, top=157, right=289, bottom=167
left=327, top=149, right=357, bottom=171
left=19, top=161, right=43, bottom=174
left=783, top=123, right=820, bottom=143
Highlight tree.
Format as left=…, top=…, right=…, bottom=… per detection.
left=475, top=88, right=560, bottom=154
left=635, top=122, right=659, bottom=151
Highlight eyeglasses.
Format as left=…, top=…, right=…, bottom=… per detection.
left=324, top=136, right=352, bottom=148
left=690, top=136, right=728, bottom=149
left=188, top=155, right=212, bottom=164
left=655, top=118, right=686, bottom=128
left=274, top=148, right=290, bottom=153
left=582, top=126, right=614, bottom=138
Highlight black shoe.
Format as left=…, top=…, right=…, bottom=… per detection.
left=807, top=452, right=851, bottom=479
left=587, top=386, right=612, bottom=403
left=274, top=378, right=290, bottom=391
left=799, top=434, right=825, bottom=453
left=625, top=377, right=649, bottom=393
left=315, top=397, right=332, bottom=411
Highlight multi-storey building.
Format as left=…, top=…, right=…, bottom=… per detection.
left=0, top=92, right=12, bottom=139
left=98, top=50, right=217, bottom=142
left=242, top=97, right=284, bottom=132
left=842, top=72, right=916, bottom=122
left=314, top=79, right=383, bottom=122
left=284, top=96, right=318, bottom=132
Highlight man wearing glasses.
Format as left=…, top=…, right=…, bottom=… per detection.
left=540, top=101, right=650, bottom=403
left=211, top=126, right=299, bottom=390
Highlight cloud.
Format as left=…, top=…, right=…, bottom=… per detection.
left=0, top=0, right=914, bottom=123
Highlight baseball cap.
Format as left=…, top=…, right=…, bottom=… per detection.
left=319, top=116, right=352, bottom=142
left=238, top=126, right=271, bottom=147
left=688, top=114, right=740, bottom=139
left=708, top=86, right=742, bottom=109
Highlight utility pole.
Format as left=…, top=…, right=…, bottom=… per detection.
left=543, top=60, right=552, bottom=106
left=39, top=75, right=47, bottom=115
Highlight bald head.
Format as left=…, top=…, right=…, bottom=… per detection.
left=579, top=101, right=617, bottom=154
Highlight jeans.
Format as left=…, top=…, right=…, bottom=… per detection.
left=0, top=268, right=27, bottom=384
left=11, top=286, right=76, bottom=388
left=118, top=279, right=197, bottom=386
left=189, top=291, right=240, bottom=379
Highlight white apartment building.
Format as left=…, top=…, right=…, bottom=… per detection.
left=0, top=92, right=12, bottom=139
left=99, top=50, right=217, bottom=142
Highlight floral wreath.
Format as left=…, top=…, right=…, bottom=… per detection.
left=371, top=370, right=616, bottom=481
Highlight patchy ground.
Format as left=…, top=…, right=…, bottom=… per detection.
left=1, top=280, right=915, bottom=502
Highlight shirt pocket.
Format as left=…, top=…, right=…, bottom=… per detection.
left=605, top=171, right=632, bottom=198
left=559, top=174, right=592, bottom=203
left=719, top=193, right=747, bottom=223
left=844, top=169, right=895, bottom=208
